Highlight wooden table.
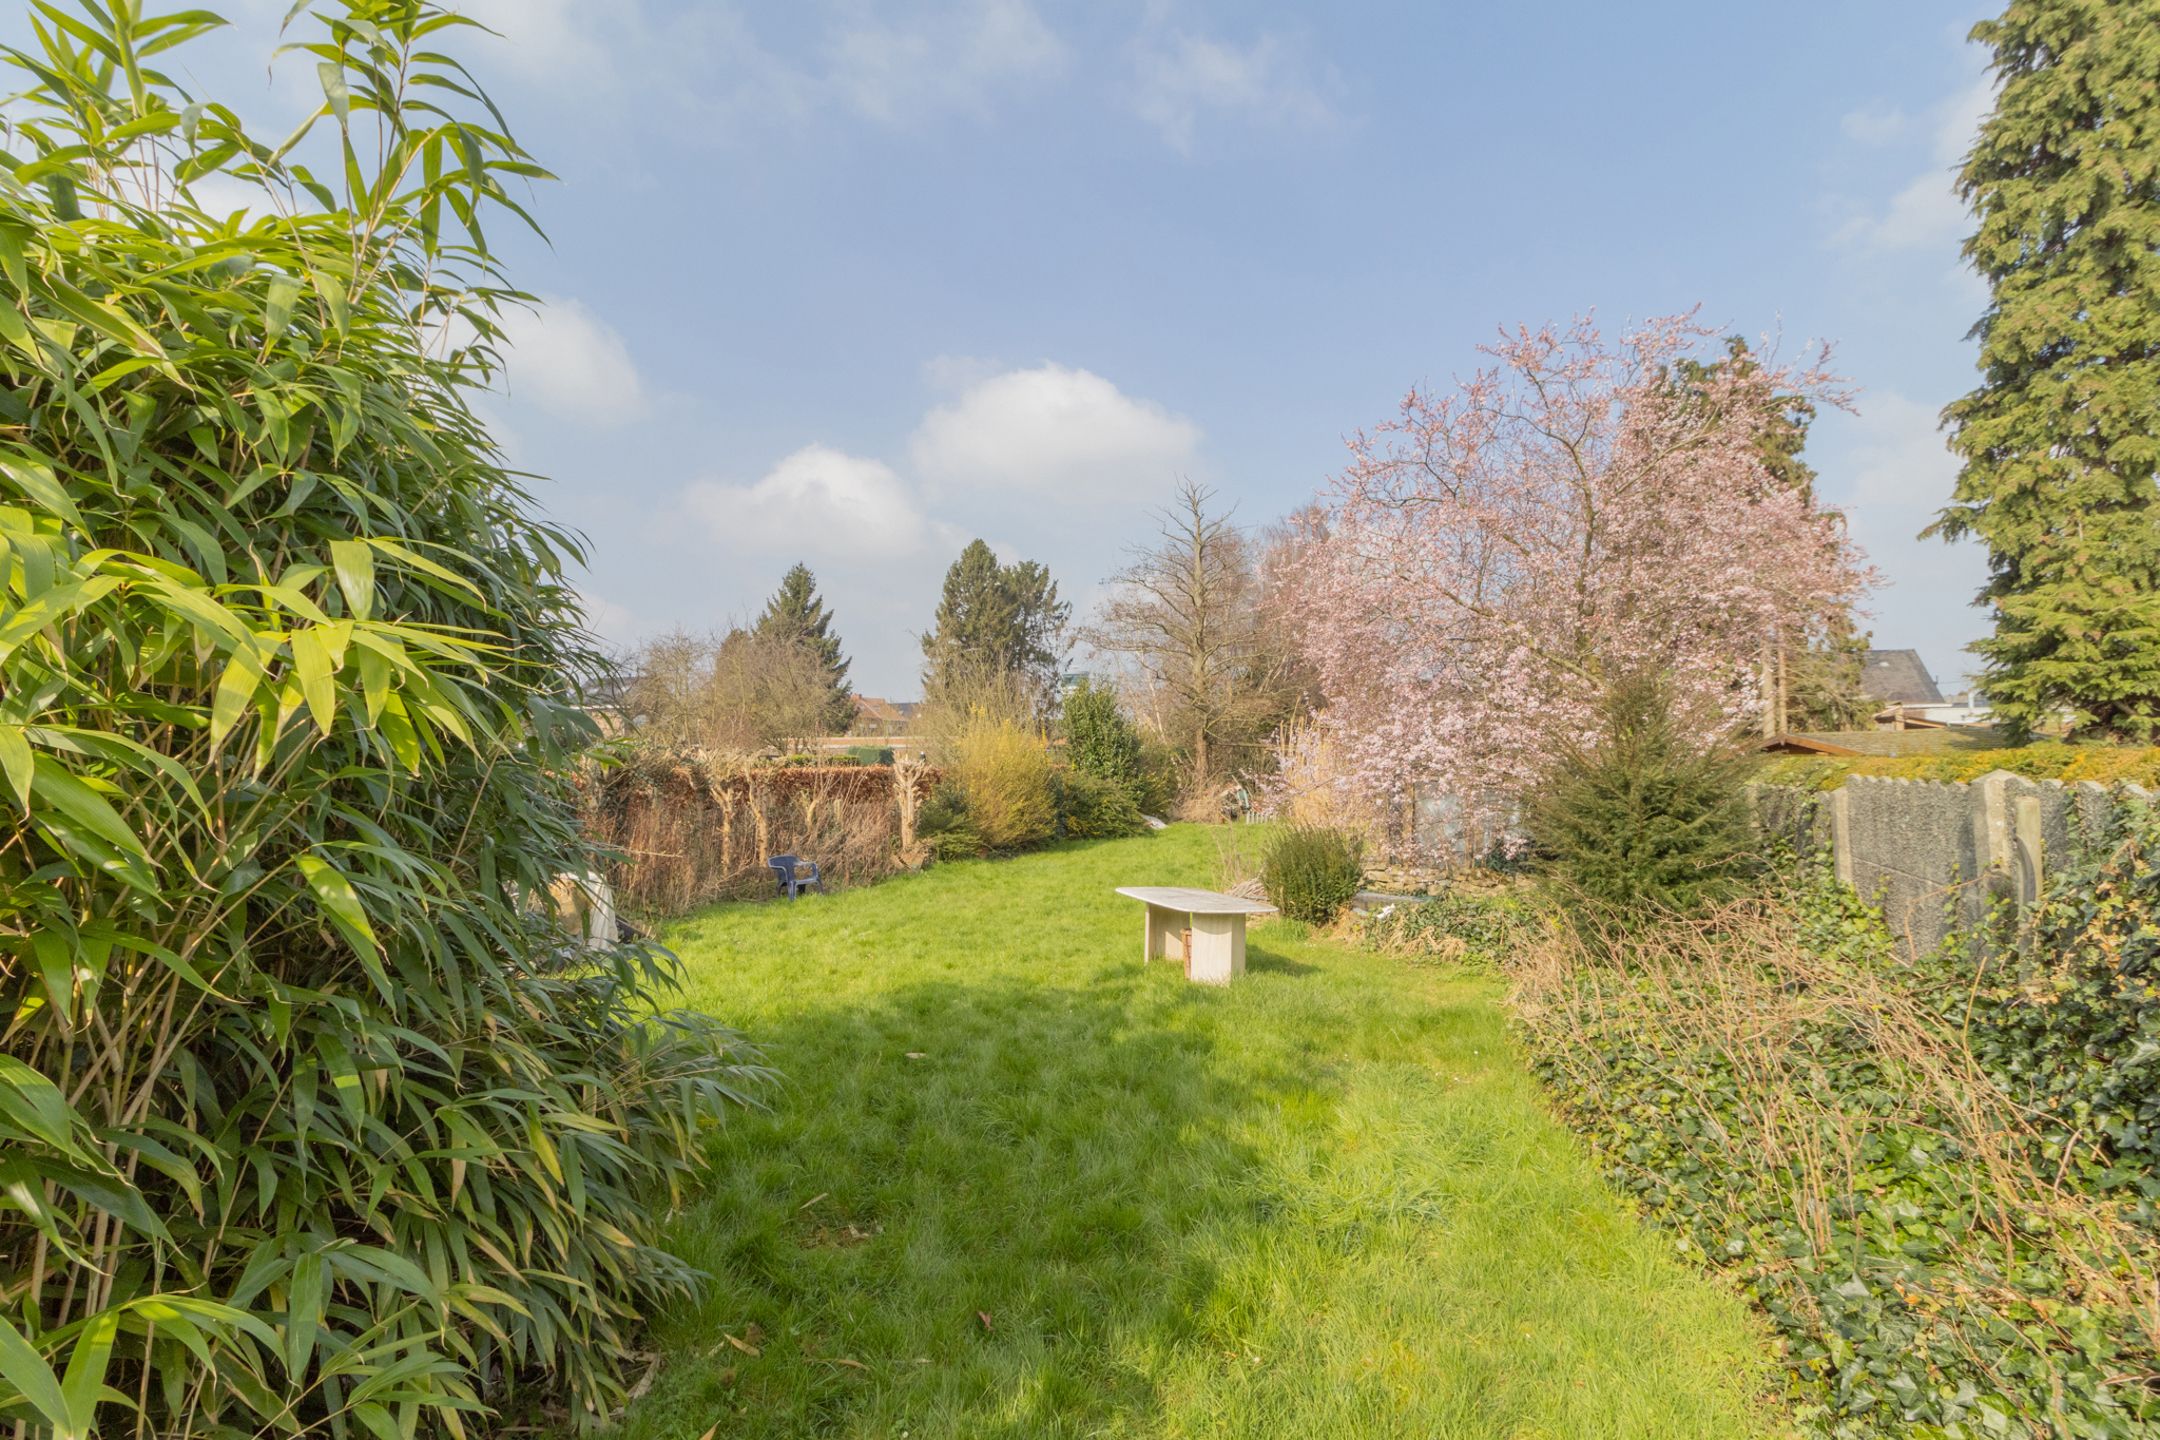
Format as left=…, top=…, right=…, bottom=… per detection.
left=1114, top=887, right=1278, bottom=985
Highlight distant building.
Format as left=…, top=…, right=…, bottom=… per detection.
left=850, top=695, right=921, bottom=734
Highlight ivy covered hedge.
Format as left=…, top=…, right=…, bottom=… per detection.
left=1956, top=794, right=2160, bottom=1207
left=1510, top=868, right=2160, bottom=1438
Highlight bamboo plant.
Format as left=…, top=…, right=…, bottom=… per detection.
left=0, top=2, right=761, bottom=1433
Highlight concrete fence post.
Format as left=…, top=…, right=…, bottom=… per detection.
left=1827, top=787, right=1854, bottom=886
left=1972, top=771, right=2015, bottom=878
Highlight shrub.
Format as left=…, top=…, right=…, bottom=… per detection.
left=1529, top=676, right=1755, bottom=918
left=0, top=8, right=761, bottom=1433
left=1952, top=793, right=2160, bottom=1188
left=916, top=781, right=986, bottom=861
left=1055, top=768, right=1150, bottom=840
left=1063, top=678, right=1145, bottom=796
left=1133, top=740, right=1183, bottom=816
left=1365, top=886, right=1536, bottom=964
left=951, top=715, right=1058, bottom=850
left=1261, top=826, right=1366, bottom=924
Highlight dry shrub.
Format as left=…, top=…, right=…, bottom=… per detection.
left=585, top=748, right=937, bottom=915
left=946, top=712, right=1057, bottom=851
left=1260, top=714, right=1383, bottom=836
left=626, top=626, right=836, bottom=752
left=1512, top=891, right=2159, bottom=1432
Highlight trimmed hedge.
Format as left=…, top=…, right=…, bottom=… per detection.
left=1755, top=741, right=2160, bottom=792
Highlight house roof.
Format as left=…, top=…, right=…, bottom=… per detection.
left=851, top=695, right=922, bottom=726
left=1860, top=649, right=1944, bottom=705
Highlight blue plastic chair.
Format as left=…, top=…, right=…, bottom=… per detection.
left=768, top=854, right=824, bottom=899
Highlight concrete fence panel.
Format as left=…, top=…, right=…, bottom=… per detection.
left=1752, top=771, right=2149, bottom=956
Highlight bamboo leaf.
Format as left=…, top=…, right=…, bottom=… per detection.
left=296, top=853, right=378, bottom=959
left=317, top=60, right=350, bottom=121
left=263, top=273, right=302, bottom=340
left=289, top=626, right=340, bottom=734
left=29, top=761, right=151, bottom=866
left=210, top=643, right=267, bottom=750
left=0, top=1313, right=67, bottom=1433
left=57, top=1309, right=117, bottom=1439
left=0, top=1055, right=87, bottom=1155
left=0, top=453, right=83, bottom=528
left=330, top=538, right=375, bottom=620
left=0, top=724, right=30, bottom=812
left=285, top=1251, right=324, bottom=1378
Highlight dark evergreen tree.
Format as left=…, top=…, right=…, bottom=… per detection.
left=1933, top=0, right=2160, bottom=741
left=921, top=539, right=1071, bottom=710
left=1676, top=336, right=1871, bottom=732
left=1061, top=678, right=1144, bottom=795
left=1530, top=677, right=1756, bottom=919
left=754, top=563, right=855, bottom=734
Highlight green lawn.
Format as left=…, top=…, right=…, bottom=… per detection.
left=617, top=827, right=1783, bottom=1439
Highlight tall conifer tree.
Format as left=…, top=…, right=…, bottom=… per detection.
left=1934, top=0, right=2160, bottom=740
left=754, top=563, right=855, bottom=733
left=920, top=539, right=1071, bottom=710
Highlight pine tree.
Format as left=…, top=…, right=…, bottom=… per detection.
left=754, top=563, right=855, bottom=734
left=921, top=539, right=1071, bottom=710
left=1934, top=0, right=2160, bottom=742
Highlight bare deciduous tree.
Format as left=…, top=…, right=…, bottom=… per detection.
left=626, top=626, right=837, bottom=753
left=1083, top=480, right=1307, bottom=797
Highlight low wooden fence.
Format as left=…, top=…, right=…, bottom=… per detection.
left=582, top=752, right=936, bottom=916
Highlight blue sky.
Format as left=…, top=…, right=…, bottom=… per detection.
left=24, top=1, right=2002, bottom=698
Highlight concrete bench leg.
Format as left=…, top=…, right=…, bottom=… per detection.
left=1144, top=903, right=1181, bottom=963
left=1187, top=913, right=1245, bottom=985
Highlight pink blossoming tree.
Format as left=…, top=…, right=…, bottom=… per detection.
left=1277, top=315, right=1873, bottom=834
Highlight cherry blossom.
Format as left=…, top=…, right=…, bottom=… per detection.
left=1276, top=315, right=1873, bottom=835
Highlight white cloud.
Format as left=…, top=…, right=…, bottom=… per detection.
left=578, top=590, right=640, bottom=650
left=1834, top=75, right=1993, bottom=253
left=492, top=297, right=649, bottom=427
left=1834, top=172, right=1968, bottom=253
left=401, top=0, right=1062, bottom=136
left=909, top=363, right=1203, bottom=497
left=178, top=172, right=280, bottom=220
left=921, top=353, right=1005, bottom=393
left=1839, top=103, right=1908, bottom=146
left=443, top=0, right=598, bottom=81
left=1128, top=29, right=1338, bottom=154
left=825, top=0, right=1066, bottom=124
left=683, top=444, right=943, bottom=560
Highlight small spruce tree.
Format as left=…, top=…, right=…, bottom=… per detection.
left=1062, top=678, right=1144, bottom=795
left=1530, top=677, right=1757, bottom=917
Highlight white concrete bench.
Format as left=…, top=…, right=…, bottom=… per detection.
left=1115, top=887, right=1278, bottom=985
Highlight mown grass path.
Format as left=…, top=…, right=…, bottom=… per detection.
left=619, top=828, right=1781, bottom=1439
